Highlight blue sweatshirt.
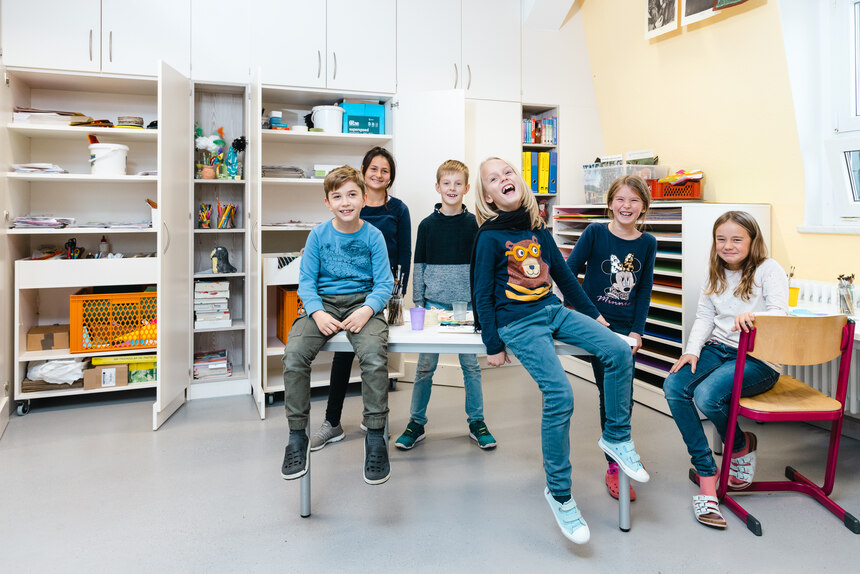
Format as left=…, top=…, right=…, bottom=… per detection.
left=473, top=226, right=600, bottom=355
left=298, top=220, right=394, bottom=316
left=361, top=196, right=411, bottom=292
left=566, top=223, right=656, bottom=335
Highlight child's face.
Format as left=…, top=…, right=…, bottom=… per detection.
left=481, top=159, right=522, bottom=212
left=609, top=185, right=645, bottom=226
left=436, top=171, right=470, bottom=209
left=324, top=181, right=366, bottom=226
left=363, top=156, right=391, bottom=193
left=714, top=220, right=751, bottom=271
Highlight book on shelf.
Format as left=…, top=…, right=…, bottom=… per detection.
left=91, top=354, right=157, bottom=366
left=522, top=152, right=531, bottom=190
left=195, top=319, right=233, bottom=330
left=538, top=152, right=550, bottom=194
left=194, top=301, right=229, bottom=312
left=193, top=349, right=232, bottom=378
left=195, top=280, right=230, bottom=291
left=530, top=152, right=539, bottom=191
left=522, top=113, right=557, bottom=145
left=548, top=151, right=558, bottom=194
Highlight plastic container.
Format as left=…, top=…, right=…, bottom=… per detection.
left=89, top=143, right=128, bottom=176
left=276, top=286, right=304, bottom=345
left=70, top=288, right=157, bottom=353
left=647, top=179, right=702, bottom=201
left=583, top=164, right=669, bottom=204
left=311, top=105, right=344, bottom=133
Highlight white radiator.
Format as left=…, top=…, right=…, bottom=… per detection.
left=784, top=279, right=860, bottom=415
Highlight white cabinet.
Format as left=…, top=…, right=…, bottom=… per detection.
left=397, top=0, right=521, bottom=101
left=1, top=0, right=191, bottom=76
left=5, top=64, right=192, bottom=429
left=255, top=0, right=396, bottom=93
left=552, top=202, right=772, bottom=416
left=191, top=0, right=250, bottom=83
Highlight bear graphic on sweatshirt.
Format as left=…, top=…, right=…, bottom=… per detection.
left=504, top=236, right=551, bottom=301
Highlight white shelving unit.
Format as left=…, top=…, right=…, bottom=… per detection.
left=552, top=202, right=772, bottom=415
left=522, top=104, right=559, bottom=228
left=250, top=82, right=402, bottom=418
left=6, top=64, right=192, bottom=429
left=189, top=83, right=255, bottom=400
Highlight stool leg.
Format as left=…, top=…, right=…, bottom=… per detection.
left=300, top=428, right=311, bottom=517
left=619, top=471, right=630, bottom=532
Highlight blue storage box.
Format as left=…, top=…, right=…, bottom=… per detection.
left=340, top=102, right=385, bottom=135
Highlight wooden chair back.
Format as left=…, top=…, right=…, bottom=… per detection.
left=747, top=315, right=848, bottom=366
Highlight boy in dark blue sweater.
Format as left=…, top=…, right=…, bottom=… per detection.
left=395, top=160, right=496, bottom=450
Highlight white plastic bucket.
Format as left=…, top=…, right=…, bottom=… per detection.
left=89, top=143, right=128, bottom=175
left=311, top=105, right=344, bottom=133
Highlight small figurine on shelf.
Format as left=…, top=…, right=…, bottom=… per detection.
left=210, top=246, right=237, bottom=274
left=538, top=198, right=548, bottom=224
left=226, top=136, right=247, bottom=180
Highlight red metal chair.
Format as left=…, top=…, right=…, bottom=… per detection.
left=717, top=314, right=858, bottom=536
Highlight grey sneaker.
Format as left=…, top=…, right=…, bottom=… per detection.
left=310, top=420, right=345, bottom=451
left=281, top=431, right=309, bottom=480
left=363, top=428, right=390, bottom=485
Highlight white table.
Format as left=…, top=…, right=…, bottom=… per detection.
left=296, top=322, right=636, bottom=532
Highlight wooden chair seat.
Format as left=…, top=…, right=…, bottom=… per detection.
left=739, top=375, right=843, bottom=414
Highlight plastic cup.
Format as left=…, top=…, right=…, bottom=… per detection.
left=788, top=286, right=800, bottom=307
left=424, top=308, right=440, bottom=326
left=410, top=306, right=426, bottom=330
left=453, top=301, right=468, bottom=321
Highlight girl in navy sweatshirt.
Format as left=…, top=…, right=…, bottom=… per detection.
left=471, top=157, right=649, bottom=545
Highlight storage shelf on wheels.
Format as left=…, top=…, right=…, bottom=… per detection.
left=551, top=202, right=772, bottom=416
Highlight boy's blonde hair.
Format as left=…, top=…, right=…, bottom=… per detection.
left=474, top=157, right=544, bottom=229
left=436, top=159, right=469, bottom=184
left=705, top=210, right=768, bottom=301
left=324, top=165, right=365, bottom=197
left=606, top=175, right=651, bottom=229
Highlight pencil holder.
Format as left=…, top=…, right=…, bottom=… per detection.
left=838, top=284, right=855, bottom=316
left=386, top=294, right=404, bottom=326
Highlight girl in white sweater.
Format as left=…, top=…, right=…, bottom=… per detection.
left=663, top=211, right=788, bottom=529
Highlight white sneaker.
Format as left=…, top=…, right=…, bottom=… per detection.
left=544, top=488, right=590, bottom=544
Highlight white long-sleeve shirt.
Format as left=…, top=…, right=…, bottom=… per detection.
left=685, top=258, right=789, bottom=359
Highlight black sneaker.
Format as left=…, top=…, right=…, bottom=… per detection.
left=363, top=428, right=390, bottom=485
left=281, top=430, right=310, bottom=480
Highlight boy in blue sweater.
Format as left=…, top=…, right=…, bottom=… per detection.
left=395, top=160, right=496, bottom=450
left=280, top=165, right=395, bottom=485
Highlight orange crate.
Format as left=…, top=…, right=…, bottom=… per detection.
left=276, top=286, right=304, bottom=345
left=70, top=289, right=158, bottom=353
left=647, top=179, right=702, bottom=200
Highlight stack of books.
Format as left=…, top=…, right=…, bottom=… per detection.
left=193, top=349, right=231, bottom=380
left=194, top=280, right=231, bottom=329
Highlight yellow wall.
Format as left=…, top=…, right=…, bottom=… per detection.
left=580, top=0, right=860, bottom=280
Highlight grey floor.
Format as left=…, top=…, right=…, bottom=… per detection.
left=1, top=367, right=859, bottom=573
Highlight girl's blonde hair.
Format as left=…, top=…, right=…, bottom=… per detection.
left=606, top=175, right=651, bottom=229
left=705, top=211, right=768, bottom=301
left=474, top=157, right=544, bottom=230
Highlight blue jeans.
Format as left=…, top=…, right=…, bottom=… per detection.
left=663, top=341, right=779, bottom=477
left=410, top=301, right=483, bottom=425
left=499, top=304, right=633, bottom=496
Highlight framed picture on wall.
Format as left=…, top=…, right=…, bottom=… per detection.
left=646, top=0, right=678, bottom=39
left=713, top=0, right=748, bottom=8
left=681, top=0, right=716, bottom=25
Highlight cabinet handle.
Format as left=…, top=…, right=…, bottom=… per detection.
left=317, top=50, right=321, bottom=79
left=89, top=30, right=93, bottom=61
left=109, top=31, right=113, bottom=62
left=467, top=64, right=472, bottom=90
left=162, top=221, right=170, bottom=254
left=332, top=52, right=337, bottom=81
left=453, top=63, right=458, bottom=89
left=250, top=221, right=258, bottom=253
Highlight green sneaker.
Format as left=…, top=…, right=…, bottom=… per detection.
left=395, top=420, right=425, bottom=450
left=469, top=420, right=497, bottom=449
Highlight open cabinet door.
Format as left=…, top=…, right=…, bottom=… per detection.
left=248, top=69, right=264, bottom=418
left=393, top=90, right=466, bottom=245
left=154, top=61, right=193, bottom=430
left=0, top=58, right=11, bottom=437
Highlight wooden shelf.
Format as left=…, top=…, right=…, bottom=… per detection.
left=261, top=130, right=391, bottom=146
left=19, top=346, right=156, bottom=362
left=194, top=320, right=246, bottom=333
left=7, top=123, right=158, bottom=142
left=261, top=177, right=324, bottom=186
left=8, top=173, right=156, bottom=184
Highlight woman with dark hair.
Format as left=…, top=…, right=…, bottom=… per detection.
left=310, top=146, right=412, bottom=450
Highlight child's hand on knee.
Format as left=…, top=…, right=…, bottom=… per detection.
left=312, top=310, right=343, bottom=336
left=342, top=305, right=374, bottom=333
left=487, top=351, right=510, bottom=367
left=670, top=353, right=698, bottom=374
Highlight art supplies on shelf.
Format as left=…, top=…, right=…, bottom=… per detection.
left=216, top=199, right=237, bottom=229
left=194, top=280, right=231, bottom=329
left=193, top=349, right=232, bottom=380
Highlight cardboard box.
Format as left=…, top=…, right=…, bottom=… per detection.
left=340, top=102, right=384, bottom=134
left=83, top=364, right=128, bottom=390
left=26, top=325, right=70, bottom=351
